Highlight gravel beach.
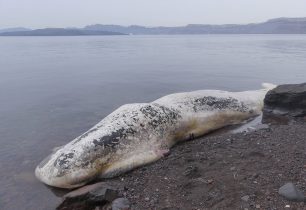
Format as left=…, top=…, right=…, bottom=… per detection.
left=104, top=121, right=306, bottom=210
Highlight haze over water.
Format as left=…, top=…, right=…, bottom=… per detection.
left=1, top=35, right=306, bottom=210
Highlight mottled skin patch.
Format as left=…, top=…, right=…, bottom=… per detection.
left=192, top=96, right=248, bottom=112
left=54, top=153, right=74, bottom=168
left=140, top=104, right=181, bottom=130
left=35, top=85, right=275, bottom=189
left=92, top=127, right=137, bottom=148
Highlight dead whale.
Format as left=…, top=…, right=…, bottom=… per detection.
left=35, top=83, right=276, bottom=189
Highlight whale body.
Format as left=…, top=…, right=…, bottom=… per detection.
left=35, top=84, right=276, bottom=189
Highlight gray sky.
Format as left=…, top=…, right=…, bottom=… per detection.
left=0, top=0, right=306, bottom=28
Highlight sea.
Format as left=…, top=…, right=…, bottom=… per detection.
left=0, top=35, right=306, bottom=210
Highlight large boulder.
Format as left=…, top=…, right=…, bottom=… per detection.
left=263, top=83, right=306, bottom=124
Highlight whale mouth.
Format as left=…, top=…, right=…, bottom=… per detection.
left=35, top=164, right=96, bottom=189
left=35, top=151, right=99, bottom=189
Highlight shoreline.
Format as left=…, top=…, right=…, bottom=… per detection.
left=99, top=121, right=306, bottom=209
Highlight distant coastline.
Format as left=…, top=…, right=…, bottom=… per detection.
left=0, top=28, right=126, bottom=36
left=1, top=17, right=306, bottom=36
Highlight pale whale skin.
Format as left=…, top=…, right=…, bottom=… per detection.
left=35, top=84, right=275, bottom=189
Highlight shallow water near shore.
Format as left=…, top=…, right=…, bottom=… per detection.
left=1, top=35, right=306, bottom=210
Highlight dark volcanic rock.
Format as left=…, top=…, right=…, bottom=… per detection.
left=56, top=182, right=120, bottom=210
left=278, top=183, right=305, bottom=202
left=263, top=83, right=306, bottom=124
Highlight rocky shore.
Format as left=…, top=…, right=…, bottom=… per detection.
left=56, top=121, right=306, bottom=210
left=119, top=121, right=306, bottom=210
left=56, top=83, right=306, bottom=210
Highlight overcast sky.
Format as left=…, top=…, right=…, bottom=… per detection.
left=0, top=0, right=306, bottom=28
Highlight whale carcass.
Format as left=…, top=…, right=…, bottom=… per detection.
left=35, top=83, right=276, bottom=188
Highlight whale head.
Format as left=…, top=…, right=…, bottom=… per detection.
left=35, top=105, right=144, bottom=189
left=35, top=142, right=113, bottom=189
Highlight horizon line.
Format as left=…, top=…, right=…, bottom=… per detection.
left=1, top=16, right=306, bottom=30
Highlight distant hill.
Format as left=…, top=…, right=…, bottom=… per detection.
left=0, top=27, right=31, bottom=33
left=1, top=17, right=306, bottom=36
left=84, top=17, right=306, bottom=34
left=0, top=28, right=126, bottom=36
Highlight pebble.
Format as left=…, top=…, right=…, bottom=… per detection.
left=241, top=195, right=250, bottom=202
left=112, top=198, right=131, bottom=210
left=183, top=165, right=198, bottom=177
left=206, top=179, right=214, bottom=184
left=251, top=173, right=259, bottom=179
left=278, top=182, right=305, bottom=202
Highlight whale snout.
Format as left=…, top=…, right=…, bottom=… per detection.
left=35, top=150, right=98, bottom=189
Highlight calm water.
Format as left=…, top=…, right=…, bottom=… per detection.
left=1, top=35, right=306, bottom=210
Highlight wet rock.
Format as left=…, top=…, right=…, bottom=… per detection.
left=278, top=182, right=305, bottom=202
left=57, top=182, right=120, bottom=210
left=111, top=198, right=130, bottom=210
left=263, top=83, right=306, bottom=124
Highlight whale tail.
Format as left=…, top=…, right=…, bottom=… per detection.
left=261, top=83, right=277, bottom=91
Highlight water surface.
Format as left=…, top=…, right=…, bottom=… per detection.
left=1, top=35, right=306, bottom=210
